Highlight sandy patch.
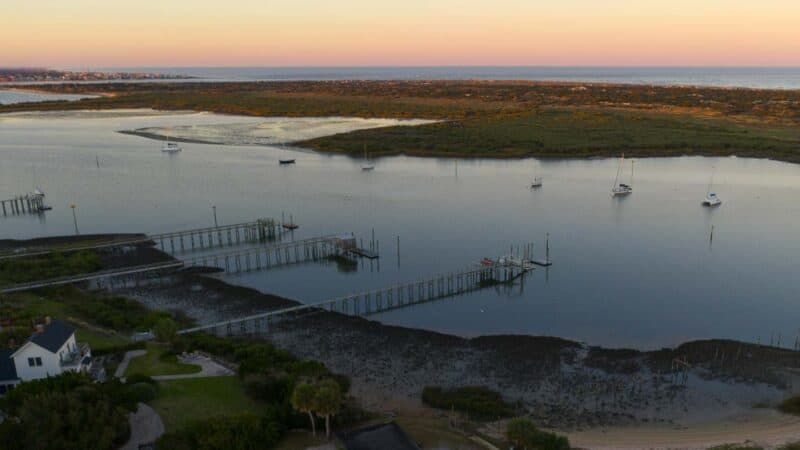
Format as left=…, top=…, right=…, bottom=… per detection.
left=0, top=108, right=199, bottom=119
left=566, top=409, right=800, bottom=450
left=122, top=116, right=436, bottom=145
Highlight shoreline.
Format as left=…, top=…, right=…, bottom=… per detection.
left=5, top=233, right=800, bottom=445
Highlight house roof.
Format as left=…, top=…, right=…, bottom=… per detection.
left=28, top=319, right=76, bottom=353
left=0, top=348, right=19, bottom=382
left=338, top=422, right=420, bottom=450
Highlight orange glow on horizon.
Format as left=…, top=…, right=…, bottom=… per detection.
left=2, top=0, right=799, bottom=67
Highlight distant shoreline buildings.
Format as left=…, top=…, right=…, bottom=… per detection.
left=0, top=68, right=192, bottom=83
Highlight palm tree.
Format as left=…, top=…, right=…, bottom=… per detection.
left=291, top=382, right=318, bottom=437
left=313, top=379, right=342, bottom=439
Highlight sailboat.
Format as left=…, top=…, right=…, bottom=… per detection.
left=361, top=144, right=374, bottom=171
left=161, top=131, right=182, bottom=152
left=279, top=144, right=295, bottom=165
left=611, top=154, right=633, bottom=196
left=702, top=170, right=722, bottom=207
left=530, top=161, right=543, bottom=188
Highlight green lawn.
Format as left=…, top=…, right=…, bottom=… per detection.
left=302, top=107, right=800, bottom=161
left=75, top=328, right=130, bottom=351
left=124, top=343, right=201, bottom=377
left=150, top=377, right=261, bottom=431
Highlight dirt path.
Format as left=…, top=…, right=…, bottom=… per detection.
left=151, top=355, right=234, bottom=380
left=566, top=409, right=800, bottom=450
left=120, top=403, right=164, bottom=450
left=114, top=350, right=146, bottom=379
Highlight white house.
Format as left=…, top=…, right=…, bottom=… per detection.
left=0, top=318, right=91, bottom=395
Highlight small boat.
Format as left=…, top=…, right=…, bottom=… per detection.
left=361, top=144, right=374, bottom=171
left=611, top=154, right=633, bottom=196
left=162, top=141, right=182, bottom=153
left=530, top=161, right=543, bottom=188
left=279, top=144, right=295, bottom=165
left=702, top=170, right=722, bottom=207
left=480, top=257, right=495, bottom=266
left=282, top=213, right=299, bottom=229
left=703, top=192, right=722, bottom=207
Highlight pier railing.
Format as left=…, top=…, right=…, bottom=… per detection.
left=177, top=262, right=529, bottom=336
left=0, top=218, right=282, bottom=260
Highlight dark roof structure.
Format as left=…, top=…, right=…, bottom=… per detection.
left=0, top=348, right=19, bottom=382
left=337, top=422, right=420, bottom=450
left=28, top=319, right=76, bottom=353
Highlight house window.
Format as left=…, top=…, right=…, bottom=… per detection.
left=28, top=357, right=35, bottom=367
left=35, top=357, right=42, bottom=366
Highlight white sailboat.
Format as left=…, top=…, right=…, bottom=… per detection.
left=161, top=131, right=182, bottom=153
left=530, top=161, right=543, bottom=188
left=702, top=170, right=722, bottom=207
left=611, top=154, right=633, bottom=196
left=361, top=144, right=374, bottom=171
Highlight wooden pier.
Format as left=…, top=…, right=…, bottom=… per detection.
left=1, top=193, right=48, bottom=216
left=180, top=235, right=348, bottom=273
left=0, top=234, right=354, bottom=294
left=0, top=260, right=184, bottom=294
left=177, top=261, right=530, bottom=336
left=0, top=218, right=283, bottom=260
left=152, top=218, right=281, bottom=255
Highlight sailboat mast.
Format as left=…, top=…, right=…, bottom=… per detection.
left=707, top=168, right=715, bottom=194
left=630, top=160, right=635, bottom=187
left=612, top=153, right=624, bottom=189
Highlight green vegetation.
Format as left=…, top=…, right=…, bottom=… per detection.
left=0, top=286, right=190, bottom=348
left=124, top=342, right=202, bottom=377
left=0, top=373, right=141, bottom=450
left=151, top=377, right=262, bottom=431
left=421, top=386, right=516, bottom=420
left=779, top=395, right=800, bottom=416
left=75, top=328, right=131, bottom=351
left=506, top=417, right=570, bottom=450
left=5, top=80, right=800, bottom=162
left=151, top=333, right=360, bottom=448
left=155, top=413, right=283, bottom=450
left=0, top=250, right=101, bottom=285
left=302, top=107, right=800, bottom=161
left=707, top=445, right=765, bottom=450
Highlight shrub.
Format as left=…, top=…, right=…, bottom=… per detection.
left=127, top=382, right=158, bottom=403
left=0, top=373, right=132, bottom=450
left=421, top=386, right=515, bottom=420
left=156, top=414, right=283, bottom=450
left=779, top=395, right=800, bottom=416
left=506, top=417, right=570, bottom=450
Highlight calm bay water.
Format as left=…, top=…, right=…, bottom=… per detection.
left=1, top=111, right=799, bottom=349
left=0, top=90, right=97, bottom=105
left=98, top=66, right=800, bottom=89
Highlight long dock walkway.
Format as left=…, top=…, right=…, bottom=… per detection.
left=1, top=234, right=353, bottom=294
left=177, top=261, right=530, bottom=336
left=0, top=261, right=184, bottom=294
left=0, top=218, right=281, bottom=260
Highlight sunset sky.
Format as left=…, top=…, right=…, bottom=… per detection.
left=3, top=0, right=799, bottom=67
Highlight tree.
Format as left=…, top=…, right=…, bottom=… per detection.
left=313, top=379, right=342, bottom=439
left=291, top=382, right=318, bottom=437
left=153, top=317, right=178, bottom=343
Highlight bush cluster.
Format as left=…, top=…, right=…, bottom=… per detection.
left=421, top=385, right=516, bottom=420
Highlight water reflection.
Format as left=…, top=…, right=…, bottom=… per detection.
left=1, top=110, right=799, bottom=349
